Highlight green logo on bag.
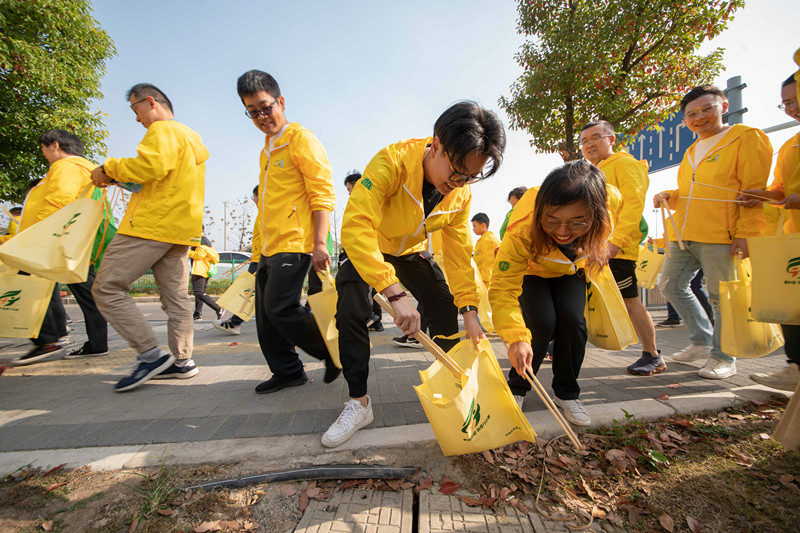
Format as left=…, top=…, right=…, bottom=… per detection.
left=361, top=177, right=373, bottom=190
left=0, top=290, right=21, bottom=307
left=640, top=260, right=648, bottom=269
left=52, top=212, right=81, bottom=237
left=461, top=399, right=481, bottom=436
left=788, top=257, right=800, bottom=279
left=498, top=261, right=509, bottom=272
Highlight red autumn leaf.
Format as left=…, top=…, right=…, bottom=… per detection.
left=483, top=496, right=497, bottom=509
left=43, top=482, right=68, bottom=494
left=339, top=480, right=361, bottom=491
left=415, top=478, right=433, bottom=493
left=624, top=445, right=644, bottom=460
left=229, top=342, right=239, bottom=346
left=499, top=487, right=512, bottom=500
left=459, top=495, right=483, bottom=507
left=481, top=450, right=495, bottom=464
left=686, top=515, right=702, bottom=533
left=658, top=393, right=670, bottom=400
left=440, top=482, right=459, bottom=495
left=306, top=486, right=321, bottom=499
left=659, top=513, right=675, bottom=532
left=667, top=383, right=680, bottom=389
left=42, top=464, right=67, bottom=477
left=298, top=493, right=309, bottom=512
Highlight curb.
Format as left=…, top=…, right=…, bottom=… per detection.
left=0, top=385, right=789, bottom=477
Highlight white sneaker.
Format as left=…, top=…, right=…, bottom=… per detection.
left=750, top=363, right=800, bottom=391
left=698, top=358, right=737, bottom=379
left=671, top=344, right=712, bottom=363
left=513, top=395, right=524, bottom=410
left=553, top=397, right=591, bottom=427
left=321, top=397, right=374, bottom=448
left=212, top=320, right=241, bottom=336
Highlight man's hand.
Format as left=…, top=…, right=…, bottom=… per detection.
left=607, top=243, right=621, bottom=258
left=731, top=238, right=749, bottom=258
left=507, top=341, right=533, bottom=377
left=311, top=242, right=331, bottom=272
left=778, top=193, right=800, bottom=210
left=91, top=166, right=111, bottom=188
left=389, top=295, right=420, bottom=335
left=462, top=310, right=485, bottom=348
left=653, top=191, right=670, bottom=209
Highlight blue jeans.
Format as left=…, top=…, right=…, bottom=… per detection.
left=659, top=241, right=735, bottom=362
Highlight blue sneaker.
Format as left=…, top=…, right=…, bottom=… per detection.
left=627, top=351, right=666, bottom=376
left=152, top=360, right=199, bottom=380
left=115, top=352, right=175, bottom=392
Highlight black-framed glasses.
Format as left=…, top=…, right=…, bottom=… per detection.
left=446, top=157, right=486, bottom=185
left=244, top=99, right=280, bottom=119
left=578, top=134, right=612, bottom=147
left=541, top=220, right=590, bottom=232
left=129, top=98, right=148, bottom=111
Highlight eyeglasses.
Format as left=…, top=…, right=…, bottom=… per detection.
left=684, top=103, right=720, bottom=120
left=129, top=98, right=148, bottom=111
left=446, top=156, right=486, bottom=185
left=541, top=220, right=590, bottom=232
left=244, top=99, right=280, bottom=119
left=578, top=134, right=612, bottom=147
left=778, top=100, right=798, bottom=111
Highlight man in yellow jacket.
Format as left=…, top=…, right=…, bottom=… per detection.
left=741, top=73, right=800, bottom=391
left=188, top=228, right=221, bottom=320
left=654, top=85, right=771, bottom=380
left=7, top=129, right=110, bottom=365
left=237, top=70, right=337, bottom=395
left=91, top=83, right=208, bottom=392
left=470, top=212, right=500, bottom=288
left=320, top=101, right=506, bottom=448
left=580, top=120, right=662, bottom=376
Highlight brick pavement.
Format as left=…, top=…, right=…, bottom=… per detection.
left=295, top=488, right=413, bottom=533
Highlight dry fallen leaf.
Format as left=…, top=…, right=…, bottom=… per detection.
left=42, top=520, right=53, bottom=531
left=128, top=515, right=138, bottom=533
left=43, top=482, right=68, bottom=494
left=658, top=393, right=670, bottom=400
left=42, top=464, right=67, bottom=477
left=280, top=485, right=297, bottom=497
left=668, top=383, right=680, bottom=389
left=440, top=481, right=459, bottom=495
left=659, top=513, right=675, bottom=532
left=415, top=478, right=433, bottom=493
left=482, top=450, right=495, bottom=464
left=229, top=342, right=239, bottom=346
left=779, top=474, right=795, bottom=484
left=194, top=521, right=221, bottom=533
left=157, top=509, right=174, bottom=516
left=459, top=495, right=483, bottom=506
left=299, top=492, right=309, bottom=512
left=306, top=486, right=321, bottom=499
left=686, top=515, right=702, bottom=533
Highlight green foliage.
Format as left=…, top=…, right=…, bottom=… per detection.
left=0, top=0, right=116, bottom=201
left=499, top=0, right=744, bottom=160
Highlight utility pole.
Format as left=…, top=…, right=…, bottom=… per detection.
left=223, top=201, right=228, bottom=250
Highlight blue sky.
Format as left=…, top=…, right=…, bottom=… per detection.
left=83, top=0, right=800, bottom=248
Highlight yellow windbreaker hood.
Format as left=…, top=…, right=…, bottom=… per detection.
left=666, top=124, right=771, bottom=243
left=597, top=150, right=648, bottom=259
left=489, top=184, right=622, bottom=345
left=255, top=122, right=335, bottom=257
left=104, top=119, right=209, bottom=247
left=342, top=138, right=479, bottom=308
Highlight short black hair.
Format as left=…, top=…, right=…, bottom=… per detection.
left=581, top=120, right=615, bottom=135
left=127, top=83, right=174, bottom=113
left=471, top=212, right=489, bottom=226
left=782, top=74, right=798, bottom=88
left=508, top=186, right=527, bottom=201
left=433, top=101, right=506, bottom=179
left=38, top=129, right=84, bottom=156
left=252, top=184, right=259, bottom=195
left=680, top=85, right=725, bottom=113
left=9, top=207, right=22, bottom=215
left=344, top=170, right=361, bottom=187
left=237, top=70, right=281, bottom=102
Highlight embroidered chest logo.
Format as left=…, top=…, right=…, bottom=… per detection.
left=705, top=154, right=720, bottom=163
left=273, top=159, right=284, bottom=168
left=497, top=261, right=509, bottom=272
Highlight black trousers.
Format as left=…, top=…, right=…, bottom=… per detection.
left=192, top=274, right=220, bottom=317
left=336, top=251, right=458, bottom=398
left=229, top=261, right=259, bottom=327
left=508, top=273, right=587, bottom=401
left=783, top=324, right=800, bottom=366
left=255, top=253, right=329, bottom=378
left=34, top=265, right=107, bottom=350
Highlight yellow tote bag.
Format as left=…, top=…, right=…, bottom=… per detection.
left=720, top=257, right=784, bottom=358
left=635, top=242, right=664, bottom=289
left=307, top=270, right=341, bottom=368
left=216, top=270, right=256, bottom=321
left=415, top=338, right=536, bottom=456
left=748, top=214, right=800, bottom=325
left=585, top=266, right=638, bottom=350
left=0, top=266, right=56, bottom=338
left=0, top=196, right=103, bottom=284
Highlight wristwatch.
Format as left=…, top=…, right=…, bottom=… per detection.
left=458, top=305, right=478, bottom=315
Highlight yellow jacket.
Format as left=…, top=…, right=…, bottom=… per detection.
left=768, top=133, right=800, bottom=234
left=250, top=216, right=263, bottom=263
left=665, top=124, right=771, bottom=243
left=188, top=244, right=219, bottom=277
left=597, top=150, right=648, bottom=259
left=489, top=185, right=621, bottom=345
left=6, top=216, right=18, bottom=236
left=474, top=231, right=501, bottom=287
left=342, top=138, right=479, bottom=308
left=103, top=120, right=208, bottom=247
left=255, top=122, right=335, bottom=257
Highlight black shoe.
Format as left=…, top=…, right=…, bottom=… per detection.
left=115, top=352, right=175, bottom=392
left=215, top=308, right=223, bottom=320
left=255, top=373, right=308, bottom=394
left=657, top=317, right=681, bottom=328
left=325, top=357, right=342, bottom=383
left=393, top=335, right=422, bottom=349
left=13, top=343, right=65, bottom=366
left=64, top=346, right=109, bottom=359
left=152, top=360, right=199, bottom=379
left=193, top=314, right=202, bottom=321
left=368, top=321, right=384, bottom=332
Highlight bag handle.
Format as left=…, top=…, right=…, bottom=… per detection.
left=373, top=292, right=466, bottom=378
left=776, top=209, right=786, bottom=237
left=316, top=267, right=335, bottom=290
left=658, top=197, right=685, bottom=253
